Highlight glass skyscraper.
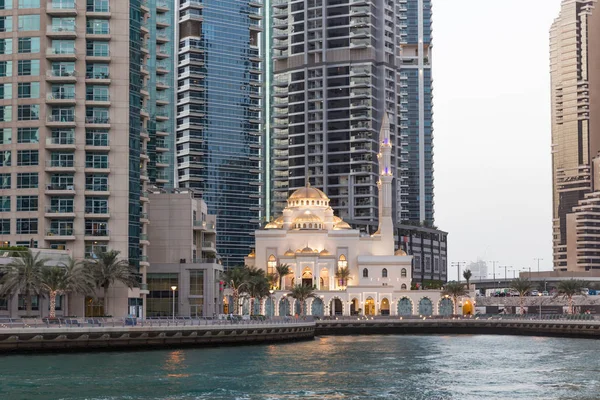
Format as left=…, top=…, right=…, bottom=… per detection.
left=176, top=0, right=264, bottom=266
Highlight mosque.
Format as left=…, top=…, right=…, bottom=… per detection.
left=244, top=115, right=463, bottom=317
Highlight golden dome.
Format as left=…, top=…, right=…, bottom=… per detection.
left=320, top=249, right=330, bottom=256
left=334, top=221, right=352, bottom=230
left=284, top=249, right=295, bottom=256
left=333, top=216, right=343, bottom=223
left=264, top=222, right=279, bottom=229
left=293, top=211, right=323, bottom=229
left=301, top=246, right=314, bottom=254
left=247, top=249, right=256, bottom=258
left=289, top=183, right=329, bottom=201
left=395, top=248, right=407, bottom=256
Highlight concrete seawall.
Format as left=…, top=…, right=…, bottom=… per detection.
left=0, top=322, right=315, bottom=353
left=316, top=319, right=600, bottom=339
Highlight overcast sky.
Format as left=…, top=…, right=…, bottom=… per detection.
left=433, top=0, right=562, bottom=278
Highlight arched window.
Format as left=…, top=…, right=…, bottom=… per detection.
left=303, top=223, right=306, bottom=229
left=309, top=223, right=313, bottom=229
left=401, top=283, right=407, bottom=290
left=382, top=268, right=388, bottom=278
left=337, top=254, right=347, bottom=270
left=363, top=268, right=369, bottom=278
left=401, top=268, right=407, bottom=278
left=267, top=255, right=276, bottom=275
left=312, top=200, right=315, bottom=205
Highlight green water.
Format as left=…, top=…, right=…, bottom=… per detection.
left=1, top=335, right=599, bottom=400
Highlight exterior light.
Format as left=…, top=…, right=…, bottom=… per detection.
left=171, top=285, right=177, bottom=321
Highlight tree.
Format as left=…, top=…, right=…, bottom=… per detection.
left=275, top=263, right=292, bottom=290
left=441, top=281, right=468, bottom=315
left=287, top=284, right=317, bottom=316
left=61, top=257, right=95, bottom=316
left=246, top=266, right=270, bottom=315
left=462, top=269, right=472, bottom=289
left=88, top=250, right=138, bottom=316
left=40, top=266, right=68, bottom=319
left=223, top=266, right=250, bottom=315
left=555, top=279, right=586, bottom=314
left=0, top=250, right=48, bottom=316
left=335, top=266, right=352, bottom=289
left=266, top=272, right=278, bottom=290
left=510, top=278, right=534, bottom=315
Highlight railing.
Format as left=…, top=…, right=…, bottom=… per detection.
left=86, top=72, right=110, bottom=79
left=85, top=117, right=110, bottom=124
left=50, top=0, right=76, bottom=9
left=47, top=184, right=75, bottom=191
left=85, top=184, right=109, bottom=191
left=47, top=70, right=76, bottom=77
left=85, top=230, right=109, bottom=237
left=49, top=25, right=76, bottom=33
left=47, top=93, right=76, bottom=100
left=47, top=48, right=76, bottom=55
left=46, top=228, right=74, bottom=236
left=47, top=115, right=75, bottom=123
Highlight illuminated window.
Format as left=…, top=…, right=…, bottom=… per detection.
left=401, top=268, right=407, bottom=278
left=267, top=255, right=276, bottom=275
left=337, top=254, right=347, bottom=270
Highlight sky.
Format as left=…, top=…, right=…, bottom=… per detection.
left=433, top=0, right=562, bottom=278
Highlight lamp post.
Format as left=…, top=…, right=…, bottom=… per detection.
left=489, top=261, right=498, bottom=288
left=538, top=293, right=542, bottom=319
left=534, top=258, right=543, bottom=274
left=171, top=285, right=177, bottom=321
left=268, top=289, right=274, bottom=317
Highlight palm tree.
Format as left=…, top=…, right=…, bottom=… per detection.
left=266, top=272, right=278, bottom=290
left=223, top=266, right=250, bottom=314
left=555, top=279, right=586, bottom=314
left=509, top=277, right=534, bottom=314
left=335, top=266, right=352, bottom=289
left=88, top=250, right=138, bottom=316
left=0, top=250, right=48, bottom=316
left=40, top=266, right=68, bottom=319
left=61, top=257, right=95, bottom=316
left=275, top=263, right=292, bottom=290
left=462, top=269, right=472, bottom=289
left=246, top=266, right=270, bottom=315
left=441, top=281, right=468, bottom=315
left=287, top=284, right=317, bottom=316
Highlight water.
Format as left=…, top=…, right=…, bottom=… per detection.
left=1, top=335, right=600, bottom=400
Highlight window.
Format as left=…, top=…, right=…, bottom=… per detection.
left=86, top=40, right=109, bottom=57
left=86, top=85, right=109, bottom=101
left=17, top=172, right=37, bottom=188
left=382, top=268, right=387, bottom=278
left=51, top=17, right=75, bottom=33
left=49, top=219, right=73, bottom=236
left=0, top=61, right=12, bottom=77
left=50, top=128, right=74, bottom=145
left=17, top=15, right=40, bottom=31
left=0, top=83, right=11, bottom=100
left=0, top=38, right=12, bottom=54
left=0, top=219, right=9, bottom=234
left=401, top=268, right=407, bottom=278
left=48, top=173, right=73, bottom=189
left=18, top=294, right=39, bottom=310
left=17, top=128, right=38, bottom=144
left=49, top=107, right=74, bottom=122
left=0, top=128, right=10, bottom=144
left=17, top=195, right=37, bottom=211
left=0, top=195, right=9, bottom=211
left=0, top=173, right=10, bottom=188
left=87, top=19, right=109, bottom=34
left=87, top=0, right=109, bottom=13
left=337, top=254, right=347, bottom=270
left=50, top=152, right=73, bottom=167
left=17, top=37, right=39, bottom=53
left=362, top=268, right=368, bottom=278
left=50, top=197, right=73, bottom=212
left=0, top=150, right=11, bottom=166
left=17, top=59, right=39, bottom=76
left=18, top=82, right=39, bottom=99
left=0, top=0, right=13, bottom=11
left=86, top=130, right=108, bottom=146
left=86, top=174, right=108, bottom=191
left=85, top=220, right=108, bottom=236
left=267, top=255, right=276, bottom=275
left=189, top=270, right=204, bottom=296
left=50, top=39, right=74, bottom=55
left=15, top=240, right=36, bottom=248
left=17, top=104, right=39, bottom=120
left=86, top=63, right=109, bottom=79
left=0, top=105, right=11, bottom=122
left=0, top=16, right=12, bottom=32
left=17, top=0, right=39, bottom=7
left=86, top=107, right=109, bottom=124
left=51, top=84, right=75, bottom=100
left=51, top=61, right=75, bottom=77
left=85, top=197, right=107, bottom=214
left=401, top=283, right=407, bottom=290
left=16, top=218, right=37, bottom=233
left=17, top=150, right=38, bottom=166
left=85, top=153, right=108, bottom=169
left=85, top=242, right=106, bottom=258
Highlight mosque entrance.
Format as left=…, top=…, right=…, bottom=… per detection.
left=331, top=299, right=343, bottom=316
left=302, top=267, right=313, bottom=287
left=350, top=298, right=359, bottom=315
left=380, top=298, right=390, bottom=315
left=365, top=297, right=376, bottom=316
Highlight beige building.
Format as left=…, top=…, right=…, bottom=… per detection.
left=146, top=190, right=223, bottom=318
left=551, top=0, right=600, bottom=271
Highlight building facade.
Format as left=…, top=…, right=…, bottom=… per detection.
left=146, top=190, right=223, bottom=318
left=245, top=118, right=462, bottom=317
left=175, top=0, right=264, bottom=266
left=0, top=0, right=180, bottom=316
left=268, top=0, right=434, bottom=228
left=550, top=0, right=600, bottom=270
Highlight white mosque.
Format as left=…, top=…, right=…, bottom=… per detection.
left=244, top=115, right=462, bottom=317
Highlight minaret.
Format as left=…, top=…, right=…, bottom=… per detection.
left=375, top=113, right=395, bottom=252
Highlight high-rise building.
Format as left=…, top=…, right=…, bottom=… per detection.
left=267, top=0, right=433, bottom=228
left=0, top=0, right=177, bottom=316
left=550, top=0, right=600, bottom=271
left=176, top=0, right=264, bottom=267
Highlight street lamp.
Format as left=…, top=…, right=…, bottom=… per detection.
left=268, top=289, right=274, bottom=317
left=534, top=258, right=543, bottom=274
left=171, top=285, right=177, bottom=321
left=538, top=292, right=542, bottom=319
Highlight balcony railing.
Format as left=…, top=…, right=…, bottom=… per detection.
left=86, top=94, right=110, bottom=102
left=46, top=228, right=74, bottom=236
left=47, top=184, right=75, bottom=191
left=85, top=184, right=109, bottom=191
left=48, top=70, right=76, bottom=78
left=50, top=0, right=76, bottom=9
left=85, top=207, right=109, bottom=214
left=47, top=48, right=76, bottom=55
left=47, top=206, right=74, bottom=213
left=49, top=25, right=76, bottom=33
left=86, top=72, right=110, bottom=79
left=85, top=116, right=110, bottom=124
left=48, top=93, right=76, bottom=100
left=47, top=136, right=75, bottom=145
left=47, top=160, right=75, bottom=168
left=85, top=230, right=109, bottom=236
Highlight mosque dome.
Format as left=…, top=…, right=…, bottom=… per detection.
left=247, top=249, right=256, bottom=258
left=395, top=248, right=407, bottom=256
left=300, top=246, right=315, bottom=254
left=334, top=221, right=352, bottom=230
left=289, top=184, right=329, bottom=201
left=264, top=222, right=279, bottom=229
left=284, top=249, right=295, bottom=256
left=293, top=211, right=323, bottom=229
left=320, top=249, right=330, bottom=256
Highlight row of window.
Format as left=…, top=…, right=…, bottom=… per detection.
left=0, top=83, right=110, bottom=101
left=0, top=294, right=64, bottom=312
left=0, top=172, right=108, bottom=191
left=0, top=37, right=40, bottom=55
left=0, top=218, right=109, bottom=234
left=361, top=268, right=407, bottom=278
left=0, top=15, right=41, bottom=32
left=0, top=104, right=39, bottom=121
left=0, top=0, right=110, bottom=11
left=0, top=196, right=108, bottom=212
left=0, top=59, right=41, bottom=76
left=0, top=128, right=109, bottom=145
left=0, top=150, right=110, bottom=168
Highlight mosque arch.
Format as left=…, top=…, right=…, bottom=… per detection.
left=267, top=255, right=276, bottom=275
left=311, top=297, right=324, bottom=316
left=438, top=297, right=453, bottom=316
left=401, top=283, right=407, bottom=290
left=264, top=297, right=275, bottom=317
left=330, top=297, right=343, bottom=316
left=401, top=268, right=407, bottom=278
left=397, top=297, right=413, bottom=315
left=279, top=297, right=291, bottom=316
left=380, top=298, right=390, bottom=315
left=418, top=297, right=433, bottom=316
left=365, top=297, right=375, bottom=316
left=363, top=268, right=369, bottom=278
left=382, top=268, right=388, bottom=278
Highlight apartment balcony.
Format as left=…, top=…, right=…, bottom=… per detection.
left=86, top=5, right=111, bottom=18
left=249, top=19, right=263, bottom=32
left=84, top=230, right=110, bottom=241
left=201, top=241, right=216, bottom=252
left=84, top=161, right=110, bottom=173
left=48, top=1, right=78, bottom=16
left=156, top=32, right=170, bottom=44
left=157, top=0, right=170, bottom=12
left=86, top=27, right=111, bottom=40
left=45, top=184, right=76, bottom=195
left=45, top=228, right=75, bottom=241
left=156, top=79, right=170, bottom=90
left=193, top=220, right=216, bottom=232
left=46, top=115, right=76, bottom=128
left=46, top=92, right=77, bottom=105
left=85, top=72, right=111, bottom=83
left=156, top=16, right=171, bottom=27
left=45, top=207, right=76, bottom=219
left=46, top=48, right=77, bottom=60
left=84, top=184, right=110, bottom=196
left=47, top=25, right=77, bottom=39
left=46, top=70, right=77, bottom=83
left=85, top=207, right=110, bottom=219
left=86, top=50, right=111, bottom=62
left=156, top=111, right=169, bottom=121
left=140, top=255, right=150, bottom=268
left=140, top=233, right=150, bottom=245
left=46, top=136, right=76, bottom=150
left=85, top=116, right=110, bottom=128
left=140, top=191, right=149, bottom=202
left=156, top=46, right=169, bottom=59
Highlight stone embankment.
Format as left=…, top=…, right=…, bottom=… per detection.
left=0, top=319, right=315, bottom=353
left=315, top=317, right=600, bottom=338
